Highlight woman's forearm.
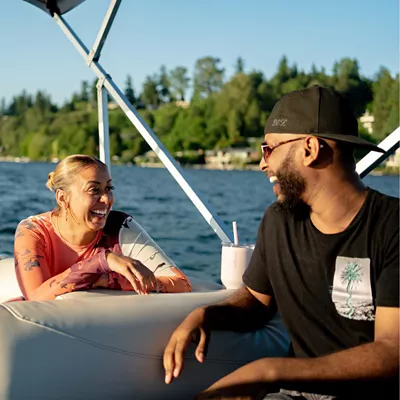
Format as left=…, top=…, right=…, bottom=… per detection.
left=27, top=251, right=110, bottom=300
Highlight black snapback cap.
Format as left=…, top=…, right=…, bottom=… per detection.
left=265, top=85, right=384, bottom=153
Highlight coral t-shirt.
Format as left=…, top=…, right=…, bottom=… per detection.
left=13, top=211, right=192, bottom=301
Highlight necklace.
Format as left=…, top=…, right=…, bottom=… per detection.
left=53, top=212, right=99, bottom=246
left=54, top=213, right=70, bottom=244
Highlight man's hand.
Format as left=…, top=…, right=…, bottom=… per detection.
left=163, top=307, right=208, bottom=384
left=195, top=358, right=277, bottom=400
left=163, top=286, right=273, bottom=385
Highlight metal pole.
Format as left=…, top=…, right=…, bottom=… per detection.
left=87, top=0, right=122, bottom=65
left=356, top=127, right=400, bottom=178
left=53, top=13, right=233, bottom=244
left=97, top=79, right=111, bottom=169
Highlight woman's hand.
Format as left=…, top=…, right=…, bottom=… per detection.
left=92, top=274, right=109, bottom=288
left=105, top=251, right=158, bottom=295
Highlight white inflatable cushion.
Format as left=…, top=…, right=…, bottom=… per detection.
left=0, top=291, right=291, bottom=399
left=0, top=257, right=22, bottom=303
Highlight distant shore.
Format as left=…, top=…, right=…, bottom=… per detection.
left=0, top=157, right=398, bottom=175
left=128, top=163, right=400, bottom=175
left=134, top=161, right=262, bottom=172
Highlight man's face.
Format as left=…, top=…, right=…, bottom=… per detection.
left=260, top=134, right=308, bottom=212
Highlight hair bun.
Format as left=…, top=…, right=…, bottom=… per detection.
left=46, top=171, right=55, bottom=191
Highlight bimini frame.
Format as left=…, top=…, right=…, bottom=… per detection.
left=24, top=0, right=400, bottom=243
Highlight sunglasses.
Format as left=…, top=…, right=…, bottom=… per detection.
left=260, top=137, right=305, bottom=162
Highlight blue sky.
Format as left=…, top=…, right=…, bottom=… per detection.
left=1, top=0, right=399, bottom=105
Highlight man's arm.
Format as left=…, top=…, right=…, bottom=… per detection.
left=199, top=306, right=399, bottom=398
left=163, top=285, right=274, bottom=384
left=203, top=286, right=274, bottom=331
left=164, top=209, right=274, bottom=385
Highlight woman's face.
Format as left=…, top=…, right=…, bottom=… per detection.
left=64, top=164, right=115, bottom=232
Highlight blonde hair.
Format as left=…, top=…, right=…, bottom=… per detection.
left=46, top=154, right=108, bottom=193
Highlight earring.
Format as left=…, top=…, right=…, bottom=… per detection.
left=65, top=204, right=69, bottom=222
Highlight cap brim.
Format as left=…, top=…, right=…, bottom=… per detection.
left=313, top=133, right=385, bottom=153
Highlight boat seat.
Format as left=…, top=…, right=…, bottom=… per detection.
left=0, top=290, right=291, bottom=399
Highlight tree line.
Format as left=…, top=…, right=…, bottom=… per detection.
left=0, top=56, right=398, bottom=163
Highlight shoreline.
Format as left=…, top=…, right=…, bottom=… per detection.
left=131, top=163, right=400, bottom=176
left=0, top=158, right=398, bottom=176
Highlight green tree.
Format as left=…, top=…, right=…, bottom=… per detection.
left=169, top=66, right=190, bottom=101
left=32, top=91, right=52, bottom=120
left=308, top=64, right=330, bottom=87
left=272, top=56, right=292, bottom=87
left=158, top=65, right=171, bottom=103
left=0, top=98, right=6, bottom=116
left=234, top=57, right=245, bottom=74
left=193, top=57, right=224, bottom=99
left=80, top=80, right=89, bottom=102
left=0, top=116, right=21, bottom=155
left=227, top=108, right=242, bottom=142
left=269, top=56, right=302, bottom=98
left=124, top=74, right=136, bottom=106
left=383, top=76, right=399, bottom=135
left=109, top=132, right=122, bottom=156
left=59, top=101, right=76, bottom=112
left=0, top=55, right=396, bottom=162
left=214, top=72, right=263, bottom=141
left=91, top=79, right=98, bottom=103
left=245, top=99, right=262, bottom=138
left=331, top=58, right=372, bottom=116
left=84, top=136, right=97, bottom=155
left=153, top=103, right=181, bottom=139
left=372, top=68, right=399, bottom=140
left=141, top=75, right=160, bottom=109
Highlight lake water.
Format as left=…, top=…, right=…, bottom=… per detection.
left=0, top=162, right=398, bottom=281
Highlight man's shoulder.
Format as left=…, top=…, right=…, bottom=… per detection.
left=368, top=189, right=399, bottom=219
left=264, top=202, right=287, bottom=218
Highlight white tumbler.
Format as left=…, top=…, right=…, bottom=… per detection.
left=220, top=243, right=255, bottom=289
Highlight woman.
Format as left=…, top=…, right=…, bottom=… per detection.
left=14, top=154, right=192, bottom=301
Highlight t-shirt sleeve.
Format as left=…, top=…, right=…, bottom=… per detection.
left=376, top=227, right=399, bottom=307
left=242, top=209, right=274, bottom=295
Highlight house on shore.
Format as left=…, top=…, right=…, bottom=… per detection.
left=205, top=147, right=259, bottom=169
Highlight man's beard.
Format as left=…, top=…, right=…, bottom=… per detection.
left=272, top=149, right=309, bottom=215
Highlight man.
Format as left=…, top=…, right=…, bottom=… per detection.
left=163, top=85, right=399, bottom=399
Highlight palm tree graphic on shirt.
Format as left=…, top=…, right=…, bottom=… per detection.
left=341, top=261, right=363, bottom=318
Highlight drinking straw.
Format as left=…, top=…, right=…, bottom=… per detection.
left=232, top=221, right=239, bottom=245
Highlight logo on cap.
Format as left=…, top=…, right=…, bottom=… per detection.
left=272, top=118, right=288, bottom=127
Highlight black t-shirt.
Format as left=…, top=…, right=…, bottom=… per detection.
left=243, top=188, right=399, bottom=358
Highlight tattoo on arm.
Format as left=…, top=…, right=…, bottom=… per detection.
left=23, top=255, right=44, bottom=271
left=49, top=279, right=57, bottom=288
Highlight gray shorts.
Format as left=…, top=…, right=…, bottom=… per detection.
left=264, top=389, right=336, bottom=400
